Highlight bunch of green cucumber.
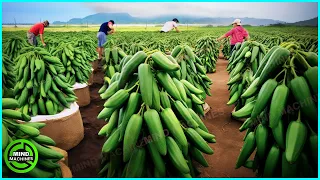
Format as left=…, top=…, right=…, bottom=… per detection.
left=171, top=44, right=213, bottom=98
left=3, top=54, right=16, bottom=98
left=231, top=42, right=318, bottom=177
left=13, top=46, right=77, bottom=116
left=117, top=42, right=131, bottom=55
left=252, top=33, right=318, bottom=53
left=128, top=43, right=146, bottom=55
left=222, top=38, right=231, bottom=59
left=41, top=37, right=60, bottom=53
left=73, top=38, right=98, bottom=62
left=195, top=36, right=219, bottom=73
left=103, top=38, right=116, bottom=50
left=167, top=37, right=183, bottom=50
left=97, top=50, right=216, bottom=178
left=299, top=38, right=318, bottom=53
left=147, top=40, right=168, bottom=53
left=102, top=47, right=127, bottom=80
left=226, top=41, right=266, bottom=111
left=2, top=98, right=64, bottom=178
left=51, top=42, right=92, bottom=85
left=264, top=36, right=283, bottom=48
left=3, top=36, right=30, bottom=60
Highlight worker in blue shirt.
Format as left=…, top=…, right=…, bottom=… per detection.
left=97, top=20, right=115, bottom=60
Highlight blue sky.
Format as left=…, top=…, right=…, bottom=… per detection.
left=2, top=2, right=318, bottom=23
left=2, top=3, right=94, bottom=23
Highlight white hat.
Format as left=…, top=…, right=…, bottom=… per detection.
left=232, top=19, right=241, bottom=25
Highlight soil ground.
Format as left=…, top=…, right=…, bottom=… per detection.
left=198, top=59, right=255, bottom=177
left=67, top=58, right=256, bottom=178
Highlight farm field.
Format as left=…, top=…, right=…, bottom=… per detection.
left=2, top=25, right=318, bottom=178
left=2, top=25, right=203, bottom=32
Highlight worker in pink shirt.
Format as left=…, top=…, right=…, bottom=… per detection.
left=217, top=19, right=250, bottom=53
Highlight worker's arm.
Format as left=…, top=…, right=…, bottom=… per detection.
left=217, top=29, right=234, bottom=41
left=39, top=26, right=46, bottom=46
left=39, top=34, right=46, bottom=46
left=108, top=23, right=115, bottom=34
left=175, top=27, right=180, bottom=33
left=173, top=22, right=180, bottom=33
left=245, top=35, right=250, bottom=41
left=217, top=34, right=226, bottom=41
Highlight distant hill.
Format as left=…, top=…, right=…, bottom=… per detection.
left=52, top=13, right=284, bottom=26
left=288, top=17, right=318, bottom=26
left=68, top=13, right=138, bottom=24
left=271, top=17, right=318, bottom=27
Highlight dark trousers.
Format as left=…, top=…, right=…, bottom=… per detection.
left=27, top=32, right=38, bottom=46
left=230, top=45, right=236, bottom=56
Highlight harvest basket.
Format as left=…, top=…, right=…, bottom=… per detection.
left=88, top=68, right=94, bottom=86
left=50, top=146, right=73, bottom=177
left=29, top=103, right=84, bottom=150
left=73, top=83, right=91, bottom=107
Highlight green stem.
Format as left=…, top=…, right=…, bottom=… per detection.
left=180, top=124, right=187, bottom=130
left=289, top=56, right=298, bottom=78
left=296, top=51, right=311, bottom=69
left=126, top=81, right=140, bottom=92
left=160, top=106, right=165, bottom=111
left=135, top=84, right=140, bottom=93
left=297, top=110, right=301, bottom=122
left=278, top=79, right=284, bottom=85
left=137, top=103, right=145, bottom=115
left=274, top=69, right=286, bottom=81
left=146, top=50, right=157, bottom=56
left=141, top=105, right=145, bottom=116
left=168, top=94, right=175, bottom=102
left=282, top=69, right=287, bottom=85
left=144, top=56, right=150, bottom=63
left=297, top=50, right=308, bottom=57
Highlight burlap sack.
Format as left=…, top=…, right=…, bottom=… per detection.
left=30, top=103, right=84, bottom=151
left=49, top=146, right=72, bottom=177
left=72, top=83, right=91, bottom=107
left=88, top=68, right=94, bottom=86
left=49, top=146, right=69, bottom=165
left=59, top=162, right=73, bottom=178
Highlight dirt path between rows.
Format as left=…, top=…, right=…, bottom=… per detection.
left=198, top=59, right=255, bottom=177
left=67, top=59, right=255, bottom=178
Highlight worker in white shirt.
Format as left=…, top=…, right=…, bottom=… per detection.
left=160, top=18, right=180, bottom=33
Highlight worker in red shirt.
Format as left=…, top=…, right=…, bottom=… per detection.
left=217, top=19, right=250, bottom=54
left=27, top=20, right=49, bottom=46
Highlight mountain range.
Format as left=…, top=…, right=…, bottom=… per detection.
left=52, top=13, right=287, bottom=26
left=287, top=17, right=318, bottom=26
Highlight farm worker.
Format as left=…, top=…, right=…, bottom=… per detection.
left=27, top=20, right=49, bottom=46
left=160, top=18, right=180, bottom=33
left=97, top=20, right=115, bottom=60
left=217, top=19, right=249, bottom=52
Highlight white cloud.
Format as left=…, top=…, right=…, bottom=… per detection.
left=83, top=2, right=318, bottom=22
